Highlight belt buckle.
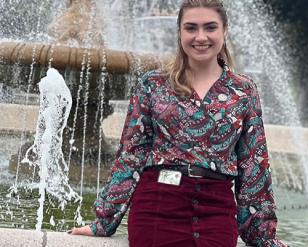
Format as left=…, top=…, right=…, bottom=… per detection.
left=188, top=164, right=203, bottom=178
left=158, top=169, right=182, bottom=186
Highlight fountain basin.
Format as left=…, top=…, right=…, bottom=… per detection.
left=0, top=41, right=161, bottom=74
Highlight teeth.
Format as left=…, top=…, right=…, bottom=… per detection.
left=193, top=45, right=211, bottom=49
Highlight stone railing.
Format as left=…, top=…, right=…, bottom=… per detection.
left=1, top=102, right=308, bottom=155
left=0, top=228, right=247, bottom=247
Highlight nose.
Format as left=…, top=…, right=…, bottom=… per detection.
left=195, top=29, right=207, bottom=42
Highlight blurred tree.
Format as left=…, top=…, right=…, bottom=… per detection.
left=263, top=0, right=308, bottom=125
left=263, top=0, right=308, bottom=26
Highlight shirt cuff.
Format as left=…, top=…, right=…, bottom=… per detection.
left=89, top=221, right=108, bottom=237
left=261, top=238, right=289, bottom=247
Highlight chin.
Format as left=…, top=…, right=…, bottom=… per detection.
left=192, top=56, right=215, bottom=64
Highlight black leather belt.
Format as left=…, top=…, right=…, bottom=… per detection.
left=144, top=164, right=231, bottom=181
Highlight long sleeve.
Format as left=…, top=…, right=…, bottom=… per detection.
left=90, top=72, right=154, bottom=236
left=235, top=81, right=287, bottom=247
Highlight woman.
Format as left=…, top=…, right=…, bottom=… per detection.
left=70, top=1, right=288, bottom=246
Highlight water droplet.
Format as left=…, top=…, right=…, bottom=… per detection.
left=50, top=216, right=56, bottom=226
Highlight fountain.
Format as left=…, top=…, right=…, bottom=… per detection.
left=0, top=0, right=308, bottom=246
left=0, top=1, right=163, bottom=186
left=0, top=0, right=174, bottom=235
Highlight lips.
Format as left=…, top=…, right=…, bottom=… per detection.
left=192, top=44, right=212, bottom=51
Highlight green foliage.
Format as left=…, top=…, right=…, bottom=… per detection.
left=263, top=0, right=308, bottom=38
left=263, top=0, right=308, bottom=25
left=263, top=0, right=308, bottom=123
left=263, top=0, right=308, bottom=83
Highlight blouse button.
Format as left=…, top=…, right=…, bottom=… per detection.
left=249, top=206, right=257, bottom=214
left=218, top=94, right=228, bottom=101
left=210, top=162, right=216, bottom=171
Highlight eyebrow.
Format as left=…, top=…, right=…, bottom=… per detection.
left=183, top=21, right=219, bottom=26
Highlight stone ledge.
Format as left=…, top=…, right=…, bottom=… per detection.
left=0, top=228, right=247, bottom=247
left=0, top=103, right=38, bottom=133
left=103, top=110, right=308, bottom=155
left=0, top=228, right=128, bottom=247
left=1, top=103, right=308, bottom=155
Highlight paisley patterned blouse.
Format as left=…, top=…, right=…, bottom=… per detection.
left=90, top=64, right=287, bottom=247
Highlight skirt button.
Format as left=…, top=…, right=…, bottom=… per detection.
left=193, top=232, right=200, bottom=238
left=192, top=216, right=199, bottom=222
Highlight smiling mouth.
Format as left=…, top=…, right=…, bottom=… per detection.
left=192, top=44, right=212, bottom=50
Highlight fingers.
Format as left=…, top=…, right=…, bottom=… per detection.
left=67, top=226, right=94, bottom=236
left=67, top=227, right=76, bottom=234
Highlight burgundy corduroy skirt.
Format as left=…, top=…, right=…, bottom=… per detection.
left=128, top=169, right=238, bottom=247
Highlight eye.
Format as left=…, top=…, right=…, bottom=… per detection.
left=184, top=26, right=196, bottom=32
left=205, top=25, right=217, bottom=31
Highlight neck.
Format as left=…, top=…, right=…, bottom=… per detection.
left=188, top=58, right=222, bottom=82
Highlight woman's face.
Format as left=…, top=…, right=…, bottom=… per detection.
left=180, top=7, right=226, bottom=67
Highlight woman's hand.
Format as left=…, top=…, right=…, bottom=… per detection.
left=67, top=225, right=94, bottom=236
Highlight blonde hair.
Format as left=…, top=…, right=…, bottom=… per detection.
left=166, top=0, right=233, bottom=96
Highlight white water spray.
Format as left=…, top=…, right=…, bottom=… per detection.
left=22, top=68, right=82, bottom=230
